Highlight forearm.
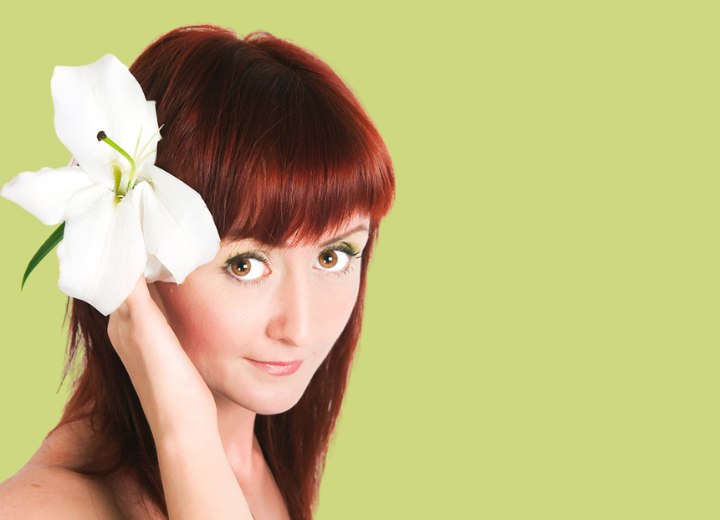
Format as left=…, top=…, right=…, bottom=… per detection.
left=108, top=279, right=254, bottom=519
left=157, top=426, right=254, bottom=520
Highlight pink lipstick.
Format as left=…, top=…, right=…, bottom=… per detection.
left=245, top=358, right=303, bottom=376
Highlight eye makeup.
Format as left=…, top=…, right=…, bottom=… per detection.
left=221, top=241, right=363, bottom=286
left=325, top=241, right=362, bottom=260
left=225, top=249, right=270, bottom=266
left=222, top=250, right=271, bottom=287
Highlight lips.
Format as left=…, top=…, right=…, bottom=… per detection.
left=245, top=358, right=303, bottom=376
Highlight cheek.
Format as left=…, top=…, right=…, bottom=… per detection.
left=153, top=282, right=261, bottom=360
left=154, top=272, right=361, bottom=366
left=332, top=285, right=359, bottom=329
left=312, top=278, right=361, bottom=354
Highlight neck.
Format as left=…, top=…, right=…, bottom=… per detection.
left=214, top=392, right=263, bottom=482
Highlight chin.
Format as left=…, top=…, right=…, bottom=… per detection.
left=255, top=400, right=301, bottom=416
left=248, top=391, right=305, bottom=415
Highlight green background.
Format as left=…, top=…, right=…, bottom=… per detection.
left=1, top=1, right=718, bottom=518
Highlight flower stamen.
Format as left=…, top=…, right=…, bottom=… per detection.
left=97, top=130, right=137, bottom=193
left=136, top=124, right=164, bottom=162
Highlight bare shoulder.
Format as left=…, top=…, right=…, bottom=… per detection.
left=0, top=463, right=124, bottom=519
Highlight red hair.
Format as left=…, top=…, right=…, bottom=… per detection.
left=54, top=25, right=394, bottom=519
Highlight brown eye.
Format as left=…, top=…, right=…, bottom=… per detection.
left=315, top=248, right=354, bottom=272
left=230, top=258, right=251, bottom=277
left=226, top=255, right=268, bottom=281
left=319, top=250, right=338, bottom=269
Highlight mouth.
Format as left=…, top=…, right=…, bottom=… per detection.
left=245, top=358, right=303, bottom=376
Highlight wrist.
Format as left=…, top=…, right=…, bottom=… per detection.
left=155, top=419, right=222, bottom=455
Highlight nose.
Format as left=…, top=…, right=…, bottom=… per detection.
left=265, top=267, right=313, bottom=347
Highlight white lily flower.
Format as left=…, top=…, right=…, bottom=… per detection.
left=1, top=54, right=220, bottom=315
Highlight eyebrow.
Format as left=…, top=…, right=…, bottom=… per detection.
left=318, top=225, right=370, bottom=247
left=226, top=225, right=370, bottom=248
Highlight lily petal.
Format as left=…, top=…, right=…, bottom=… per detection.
left=138, top=101, right=160, bottom=168
left=143, top=255, right=173, bottom=282
left=52, top=54, right=160, bottom=188
left=57, top=187, right=147, bottom=315
left=134, top=164, right=220, bottom=283
left=1, top=166, right=94, bottom=225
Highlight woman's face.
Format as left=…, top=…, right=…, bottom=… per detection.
left=149, top=213, right=371, bottom=415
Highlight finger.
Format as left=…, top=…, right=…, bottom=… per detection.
left=113, top=276, right=151, bottom=318
left=125, top=275, right=151, bottom=306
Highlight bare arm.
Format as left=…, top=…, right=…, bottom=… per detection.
left=107, top=277, right=254, bottom=520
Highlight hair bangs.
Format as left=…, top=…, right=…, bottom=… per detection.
left=137, top=28, right=394, bottom=247
left=222, top=78, right=394, bottom=246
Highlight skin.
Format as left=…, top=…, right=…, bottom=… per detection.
left=148, top=213, right=371, bottom=478
left=0, top=213, right=371, bottom=519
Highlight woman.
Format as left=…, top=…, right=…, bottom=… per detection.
left=0, top=25, right=395, bottom=519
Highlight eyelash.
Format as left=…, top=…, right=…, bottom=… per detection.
left=327, top=243, right=362, bottom=265
left=222, top=243, right=362, bottom=287
left=325, top=243, right=361, bottom=280
left=224, top=250, right=269, bottom=287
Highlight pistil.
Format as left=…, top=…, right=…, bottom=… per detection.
left=97, top=130, right=137, bottom=194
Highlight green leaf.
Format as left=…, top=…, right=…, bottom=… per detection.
left=22, top=222, right=65, bottom=289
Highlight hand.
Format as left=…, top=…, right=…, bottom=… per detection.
left=108, top=277, right=254, bottom=519
left=107, top=277, right=218, bottom=440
